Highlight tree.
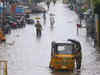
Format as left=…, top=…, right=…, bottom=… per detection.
left=93, top=0, right=100, bottom=14
left=93, top=0, right=100, bottom=6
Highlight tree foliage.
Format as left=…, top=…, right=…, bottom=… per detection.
left=93, top=0, right=100, bottom=14
left=93, top=0, right=100, bottom=6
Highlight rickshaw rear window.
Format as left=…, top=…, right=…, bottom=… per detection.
left=57, top=44, right=73, bottom=54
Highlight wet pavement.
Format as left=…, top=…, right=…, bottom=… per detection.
left=0, top=1, right=100, bottom=75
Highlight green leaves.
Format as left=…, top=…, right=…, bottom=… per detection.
left=93, top=0, right=100, bottom=14
left=93, top=0, right=100, bottom=6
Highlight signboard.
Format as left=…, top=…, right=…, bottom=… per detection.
left=95, top=14, right=100, bottom=46
left=0, top=7, right=3, bottom=14
left=16, top=7, right=24, bottom=15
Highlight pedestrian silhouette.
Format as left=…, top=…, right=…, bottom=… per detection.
left=35, top=20, right=42, bottom=37
left=43, top=11, right=46, bottom=24
left=50, top=13, right=55, bottom=26
left=53, top=0, right=56, bottom=5
left=46, top=1, right=50, bottom=10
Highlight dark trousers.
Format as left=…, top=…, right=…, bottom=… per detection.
left=36, top=29, right=41, bottom=37
left=0, top=39, right=6, bottom=43
left=76, top=57, right=82, bottom=69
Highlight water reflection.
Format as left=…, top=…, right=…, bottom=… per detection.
left=49, top=68, right=83, bottom=75
left=43, top=20, right=46, bottom=25
left=36, top=35, right=41, bottom=41
left=36, top=34, right=41, bottom=38
left=95, top=50, right=100, bottom=61
left=75, top=71, right=81, bottom=75
left=51, top=71, right=74, bottom=75
left=1, top=2, right=100, bottom=75
left=50, top=25, right=54, bottom=31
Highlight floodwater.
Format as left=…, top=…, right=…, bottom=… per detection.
left=0, top=1, right=100, bottom=75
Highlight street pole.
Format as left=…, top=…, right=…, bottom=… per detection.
left=77, top=24, right=79, bottom=35
left=2, top=0, right=5, bottom=26
left=79, top=0, right=82, bottom=27
left=2, top=0, right=7, bottom=25
left=90, top=0, right=94, bottom=16
left=77, top=0, right=82, bottom=35
left=80, top=15, right=82, bottom=26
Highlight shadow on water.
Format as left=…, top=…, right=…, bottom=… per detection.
left=95, top=49, right=100, bottom=61
left=43, top=18, right=46, bottom=25
left=75, top=71, right=81, bottom=75
left=36, top=35, right=41, bottom=39
left=50, top=25, right=54, bottom=31
left=49, top=69, right=83, bottom=75
left=36, top=34, right=42, bottom=41
left=96, top=48, right=100, bottom=53
left=50, top=70, right=75, bottom=75
left=44, top=20, right=46, bottom=25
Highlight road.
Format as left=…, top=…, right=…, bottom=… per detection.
left=0, top=1, right=100, bottom=75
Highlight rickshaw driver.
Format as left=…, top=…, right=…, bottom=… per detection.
left=68, top=39, right=82, bottom=71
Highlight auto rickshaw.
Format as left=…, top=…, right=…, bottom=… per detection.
left=6, top=16, right=18, bottom=29
left=0, top=28, right=6, bottom=42
left=49, top=41, right=76, bottom=71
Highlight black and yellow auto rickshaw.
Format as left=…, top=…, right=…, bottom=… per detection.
left=49, top=41, right=76, bottom=71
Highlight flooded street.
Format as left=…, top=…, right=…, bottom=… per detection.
left=0, top=1, right=100, bottom=75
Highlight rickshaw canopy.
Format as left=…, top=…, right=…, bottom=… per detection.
left=52, top=43, right=74, bottom=55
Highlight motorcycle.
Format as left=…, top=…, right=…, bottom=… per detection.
left=16, top=16, right=26, bottom=28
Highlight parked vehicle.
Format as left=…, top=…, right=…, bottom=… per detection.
left=68, top=4, right=73, bottom=10
left=26, top=19, right=34, bottom=24
left=16, top=15, right=26, bottom=28
left=15, top=5, right=26, bottom=27
left=24, top=6, right=32, bottom=14
left=25, top=14, right=30, bottom=18
left=7, top=15, right=25, bottom=29
left=25, top=14, right=34, bottom=24
left=6, top=16, right=18, bottom=29
left=0, top=20, right=11, bottom=34
left=9, top=22, right=17, bottom=29
left=2, top=24, right=11, bottom=34
left=32, top=5, right=46, bottom=13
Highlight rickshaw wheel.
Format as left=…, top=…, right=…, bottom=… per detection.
left=49, top=65, right=55, bottom=70
left=51, top=41, right=56, bottom=47
left=71, top=69, right=74, bottom=72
